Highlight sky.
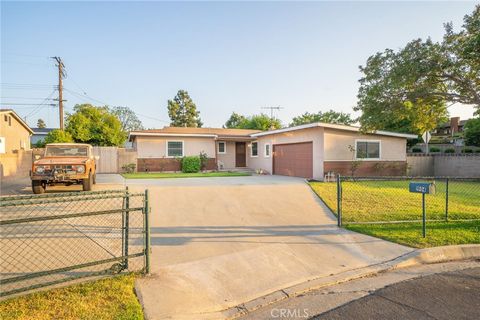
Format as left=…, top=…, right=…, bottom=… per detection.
left=1, top=1, right=478, bottom=129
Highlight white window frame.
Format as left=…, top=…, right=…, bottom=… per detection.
left=166, top=140, right=184, bottom=158
left=217, top=141, right=226, bottom=154
left=264, top=143, right=271, bottom=157
left=0, top=137, right=5, bottom=154
left=251, top=141, right=259, bottom=157
left=355, top=139, right=381, bottom=160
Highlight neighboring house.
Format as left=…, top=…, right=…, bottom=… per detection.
left=31, top=128, right=55, bottom=145
left=434, top=117, right=469, bottom=136
left=0, top=109, right=33, bottom=154
left=129, top=123, right=416, bottom=179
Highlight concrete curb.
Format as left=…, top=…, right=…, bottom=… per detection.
left=223, top=244, right=480, bottom=319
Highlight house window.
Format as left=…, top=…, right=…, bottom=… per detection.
left=356, top=140, right=380, bottom=159
left=167, top=141, right=184, bottom=157
left=251, top=141, right=258, bottom=157
left=264, top=143, right=270, bottom=157
left=218, top=141, right=226, bottom=154
left=8, top=116, right=11, bottom=126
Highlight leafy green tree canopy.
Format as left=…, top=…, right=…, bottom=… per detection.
left=224, top=112, right=247, bottom=128
left=111, top=106, right=144, bottom=132
left=44, top=129, right=74, bottom=144
left=355, top=5, right=479, bottom=134
left=224, top=113, right=281, bottom=131
left=290, top=110, right=356, bottom=127
left=464, top=117, right=480, bottom=147
left=66, top=104, right=126, bottom=146
left=167, top=90, right=203, bottom=127
left=37, top=119, right=46, bottom=129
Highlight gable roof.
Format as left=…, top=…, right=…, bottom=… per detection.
left=129, top=127, right=261, bottom=139
left=0, top=109, right=34, bottom=134
left=129, top=122, right=417, bottom=140
left=32, top=128, right=56, bottom=135
left=250, top=122, right=418, bottom=139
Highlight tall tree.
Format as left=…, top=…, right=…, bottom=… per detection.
left=66, top=104, right=126, bottom=146
left=167, top=90, right=203, bottom=127
left=464, top=118, right=480, bottom=147
left=355, top=5, right=479, bottom=134
left=224, top=113, right=281, bottom=131
left=111, top=106, right=144, bottom=132
left=290, top=110, right=355, bottom=127
left=224, top=112, right=247, bottom=128
left=37, top=118, right=46, bottom=128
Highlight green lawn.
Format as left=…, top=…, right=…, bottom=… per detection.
left=309, top=180, right=480, bottom=248
left=122, top=171, right=251, bottom=179
left=346, top=221, right=480, bottom=248
left=309, top=180, right=480, bottom=222
left=0, top=274, right=143, bottom=320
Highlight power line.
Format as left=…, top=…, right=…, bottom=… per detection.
left=1, top=83, right=55, bottom=88
left=24, top=90, right=58, bottom=120
left=134, top=112, right=170, bottom=124
left=65, top=88, right=170, bottom=124
left=0, top=102, right=57, bottom=106
left=0, top=96, right=56, bottom=100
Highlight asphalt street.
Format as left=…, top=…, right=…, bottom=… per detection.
left=313, top=266, right=480, bottom=320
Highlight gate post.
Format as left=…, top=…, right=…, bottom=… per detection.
left=124, top=186, right=130, bottom=269
left=144, top=189, right=151, bottom=274
left=337, top=174, right=342, bottom=227
left=445, top=178, right=449, bottom=222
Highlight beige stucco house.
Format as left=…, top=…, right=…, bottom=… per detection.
left=0, top=109, right=34, bottom=182
left=0, top=109, right=33, bottom=154
left=129, top=123, right=417, bottom=180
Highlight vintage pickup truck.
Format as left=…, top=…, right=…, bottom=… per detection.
left=31, top=143, right=97, bottom=194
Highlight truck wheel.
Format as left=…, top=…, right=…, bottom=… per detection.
left=32, top=180, right=45, bottom=194
left=82, top=172, right=93, bottom=191
left=93, top=173, right=97, bottom=184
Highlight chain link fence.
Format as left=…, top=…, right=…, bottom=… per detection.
left=0, top=188, right=150, bottom=298
left=310, top=177, right=480, bottom=225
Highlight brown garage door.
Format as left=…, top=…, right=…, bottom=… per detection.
left=273, top=142, right=313, bottom=179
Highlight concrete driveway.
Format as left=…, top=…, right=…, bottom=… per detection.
left=132, top=175, right=413, bottom=319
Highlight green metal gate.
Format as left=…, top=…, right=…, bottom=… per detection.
left=0, top=188, right=150, bottom=298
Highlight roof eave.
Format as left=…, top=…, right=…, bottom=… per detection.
left=249, top=122, right=418, bottom=139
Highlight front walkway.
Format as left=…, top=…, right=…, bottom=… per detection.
left=132, top=175, right=413, bottom=319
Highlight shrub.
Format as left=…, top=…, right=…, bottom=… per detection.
left=122, top=163, right=136, bottom=173
left=44, top=129, right=74, bottom=144
left=462, top=148, right=474, bottom=153
left=429, top=147, right=440, bottom=153
left=181, top=156, right=201, bottom=173
left=444, top=148, right=455, bottom=153
left=476, top=149, right=480, bottom=153
left=411, top=147, right=422, bottom=153
left=199, top=151, right=208, bottom=171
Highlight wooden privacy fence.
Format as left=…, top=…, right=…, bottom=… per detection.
left=92, top=147, right=137, bottom=173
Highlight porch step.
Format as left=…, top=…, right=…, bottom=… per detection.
left=219, top=168, right=256, bottom=174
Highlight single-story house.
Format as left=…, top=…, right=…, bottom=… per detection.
left=0, top=109, right=33, bottom=154
left=129, top=123, right=417, bottom=180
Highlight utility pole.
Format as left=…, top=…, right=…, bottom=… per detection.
left=261, top=106, right=283, bottom=119
left=51, top=57, right=66, bottom=129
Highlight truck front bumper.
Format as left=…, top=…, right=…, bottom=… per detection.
left=31, top=172, right=88, bottom=182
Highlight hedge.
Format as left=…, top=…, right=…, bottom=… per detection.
left=181, top=156, right=201, bottom=173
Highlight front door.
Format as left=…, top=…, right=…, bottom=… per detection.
left=235, top=142, right=246, bottom=167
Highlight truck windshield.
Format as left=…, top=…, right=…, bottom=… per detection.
left=45, top=146, right=88, bottom=157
